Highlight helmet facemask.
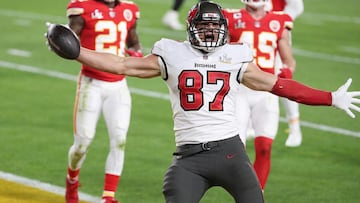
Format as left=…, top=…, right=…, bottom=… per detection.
left=187, top=1, right=228, bottom=53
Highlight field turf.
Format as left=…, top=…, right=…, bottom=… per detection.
left=0, top=0, right=359, bottom=202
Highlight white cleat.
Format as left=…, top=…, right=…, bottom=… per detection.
left=285, top=132, right=302, bottom=147
left=162, top=10, right=184, bottom=31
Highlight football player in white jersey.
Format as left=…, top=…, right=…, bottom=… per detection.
left=46, top=1, right=360, bottom=202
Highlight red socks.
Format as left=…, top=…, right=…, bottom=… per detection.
left=67, top=167, right=80, bottom=181
left=102, top=174, right=120, bottom=199
left=253, top=136, right=273, bottom=190
left=67, top=169, right=120, bottom=199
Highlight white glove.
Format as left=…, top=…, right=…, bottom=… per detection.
left=331, top=78, right=360, bottom=118
left=44, top=22, right=55, bottom=51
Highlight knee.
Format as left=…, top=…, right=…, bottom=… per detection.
left=71, top=143, right=89, bottom=158
left=254, top=137, right=273, bottom=158
left=110, top=129, right=127, bottom=150
left=72, top=136, right=92, bottom=155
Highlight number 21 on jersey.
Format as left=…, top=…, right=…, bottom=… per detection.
left=94, top=20, right=127, bottom=56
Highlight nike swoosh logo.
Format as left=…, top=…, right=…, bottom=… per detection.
left=226, top=153, right=238, bottom=159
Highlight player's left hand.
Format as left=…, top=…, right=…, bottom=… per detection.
left=278, top=67, right=293, bottom=79
left=125, top=49, right=143, bottom=57
left=331, top=78, right=360, bottom=118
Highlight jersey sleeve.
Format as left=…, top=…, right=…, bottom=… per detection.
left=152, top=38, right=166, bottom=58
left=151, top=38, right=168, bottom=80
left=281, top=12, right=294, bottom=30
left=130, top=2, right=140, bottom=19
left=237, top=62, right=250, bottom=83
left=66, top=0, right=85, bottom=17
left=235, top=43, right=253, bottom=83
left=230, top=42, right=254, bottom=63
left=122, top=1, right=140, bottom=20
left=272, top=11, right=293, bottom=30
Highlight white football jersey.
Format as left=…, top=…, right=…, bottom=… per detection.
left=152, top=38, right=253, bottom=146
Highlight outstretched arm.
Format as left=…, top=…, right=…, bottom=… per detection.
left=78, top=47, right=160, bottom=78
left=242, top=63, right=360, bottom=118
left=45, top=23, right=160, bottom=78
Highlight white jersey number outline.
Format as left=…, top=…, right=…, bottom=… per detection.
left=94, top=20, right=127, bottom=56
left=178, top=70, right=230, bottom=111
left=238, top=31, right=277, bottom=70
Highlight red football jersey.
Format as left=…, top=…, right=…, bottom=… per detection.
left=67, top=0, right=140, bottom=82
left=224, top=9, right=292, bottom=74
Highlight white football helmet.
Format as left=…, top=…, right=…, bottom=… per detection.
left=241, top=0, right=269, bottom=8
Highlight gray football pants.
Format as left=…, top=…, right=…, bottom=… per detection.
left=162, top=135, right=264, bottom=203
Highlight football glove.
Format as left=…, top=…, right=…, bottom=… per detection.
left=125, top=49, right=143, bottom=57
left=331, top=78, right=360, bottom=118
left=278, top=67, right=293, bottom=79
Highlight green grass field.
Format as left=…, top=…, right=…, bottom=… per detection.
left=0, top=0, right=360, bottom=202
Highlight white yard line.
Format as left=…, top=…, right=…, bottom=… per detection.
left=1, top=60, right=359, bottom=201
left=1, top=9, right=360, bottom=64
left=1, top=60, right=359, bottom=138
left=0, top=171, right=100, bottom=203
left=1, top=8, right=360, bottom=24
left=292, top=48, right=360, bottom=65
left=0, top=7, right=359, bottom=199
left=7, top=49, right=32, bottom=57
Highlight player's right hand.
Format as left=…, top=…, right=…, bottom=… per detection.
left=45, top=22, right=80, bottom=60
left=331, top=78, right=360, bottom=118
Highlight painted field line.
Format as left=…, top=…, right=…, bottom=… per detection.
left=1, top=9, right=360, bottom=65
left=1, top=60, right=359, bottom=138
left=0, top=171, right=100, bottom=203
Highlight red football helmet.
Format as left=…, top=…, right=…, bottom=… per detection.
left=186, top=1, right=228, bottom=53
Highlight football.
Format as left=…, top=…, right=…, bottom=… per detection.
left=46, top=23, right=80, bottom=60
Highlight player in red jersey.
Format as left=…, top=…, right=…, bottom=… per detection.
left=224, top=0, right=296, bottom=191
left=64, top=0, right=142, bottom=203
left=266, top=0, right=304, bottom=147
